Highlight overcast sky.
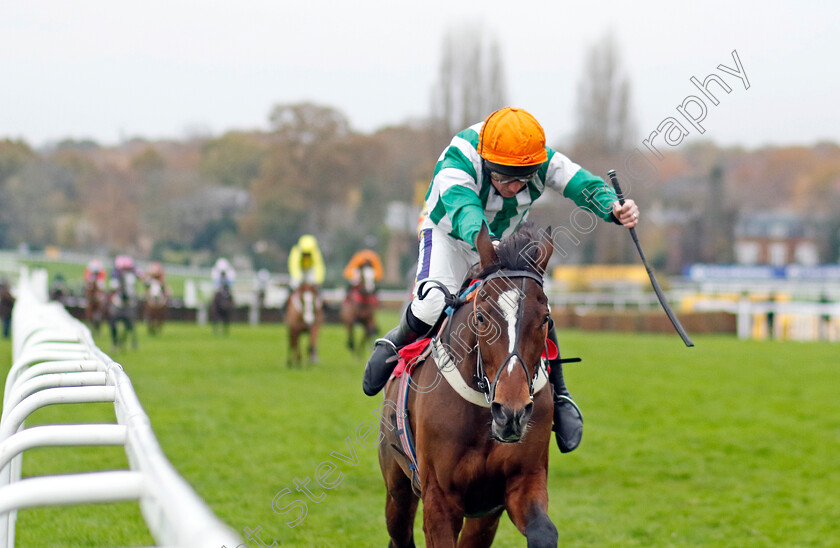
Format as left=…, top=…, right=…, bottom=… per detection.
left=1, top=0, right=837, bottom=150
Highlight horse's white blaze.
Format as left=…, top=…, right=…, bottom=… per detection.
left=361, top=265, right=375, bottom=293
left=303, top=291, right=315, bottom=325
left=149, top=280, right=162, bottom=298
left=498, top=289, right=519, bottom=374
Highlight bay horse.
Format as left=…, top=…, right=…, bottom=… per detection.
left=144, top=278, right=169, bottom=336
left=84, top=279, right=106, bottom=335
left=340, top=263, right=379, bottom=355
left=107, top=270, right=139, bottom=352
left=285, top=283, right=323, bottom=367
left=210, top=285, right=234, bottom=335
left=378, top=224, right=558, bottom=547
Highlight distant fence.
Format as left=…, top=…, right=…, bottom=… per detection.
left=690, top=298, right=840, bottom=341
left=0, top=268, right=241, bottom=547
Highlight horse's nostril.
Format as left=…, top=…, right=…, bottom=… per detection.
left=491, top=402, right=509, bottom=425
left=522, top=402, right=534, bottom=418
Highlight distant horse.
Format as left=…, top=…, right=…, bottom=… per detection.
left=285, top=283, right=323, bottom=367
left=340, top=263, right=379, bottom=355
left=84, top=279, right=106, bottom=335
left=144, top=278, right=169, bottom=336
left=107, top=271, right=138, bottom=352
left=210, top=285, right=234, bottom=335
left=378, top=224, right=559, bottom=547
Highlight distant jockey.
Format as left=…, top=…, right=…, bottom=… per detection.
left=343, top=249, right=384, bottom=286
left=145, top=261, right=166, bottom=283
left=110, top=255, right=139, bottom=303
left=288, top=235, right=325, bottom=289
left=211, top=257, right=236, bottom=290
left=84, top=258, right=107, bottom=290
left=144, top=261, right=171, bottom=300
left=344, top=249, right=382, bottom=306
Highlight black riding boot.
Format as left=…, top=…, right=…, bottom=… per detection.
left=547, top=321, right=583, bottom=453
left=362, top=307, right=430, bottom=396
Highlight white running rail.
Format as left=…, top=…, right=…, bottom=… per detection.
left=0, top=268, right=241, bottom=548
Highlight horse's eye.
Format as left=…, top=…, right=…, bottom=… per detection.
left=475, top=312, right=485, bottom=324
left=542, top=314, right=550, bottom=326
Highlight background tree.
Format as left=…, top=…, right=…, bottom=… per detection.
left=199, top=132, right=266, bottom=188
left=430, top=24, right=508, bottom=140
left=566, top=33, right=638, bottom=265
left=0, top=140, right=36, bottom=247
left=573, top=33, right=635, bottom=158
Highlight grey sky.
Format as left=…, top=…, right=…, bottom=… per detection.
left=1, top=0, right=837, bottom=149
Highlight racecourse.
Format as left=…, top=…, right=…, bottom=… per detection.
left=1, top=313, right=838, bottom=547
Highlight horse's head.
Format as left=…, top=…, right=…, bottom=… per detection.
left=358, top=264, right=376, bottom=296
left=294, top=283, right=321, bottom=326
left=147, top=279, right=167, bottom=307
left=470, top=223, right=554, bottom=443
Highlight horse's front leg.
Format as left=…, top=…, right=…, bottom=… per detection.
left=308, top=325, right=320, bottom=363
left=287, top=329, right=298, bottom=368
left=346, top=322, right=355, bottom=351
left=505, top=473, right=557, bottom=548
left=382, top=452, right=419, bottom=548
left=422, top=474, right=463, bottom=548
left=458, top=513, right=503, bottom=548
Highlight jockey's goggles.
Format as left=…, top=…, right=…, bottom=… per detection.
left=489, top=171, right=536, bottom=185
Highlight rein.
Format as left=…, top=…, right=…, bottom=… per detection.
left=422, top=269, right=549, bottom=407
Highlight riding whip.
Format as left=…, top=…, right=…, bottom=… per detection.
left=608, top=170, right=695, bottom=347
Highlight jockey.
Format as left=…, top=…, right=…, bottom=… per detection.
left=362, top=107, right=640, bottom=454
left=110, top=255, right=139, bottom=304
left=146, top=261, right=165, bottom=282
left=343, top=249, right=384, bottom=288
left=84, top=259, right=107, bottom=289
left=144, top=261, right=171, bottom=299
left=288, top=235, right=325, bottom=289
left=211, top=258, right=236, bottom=290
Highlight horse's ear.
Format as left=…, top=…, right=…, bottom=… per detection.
left=535, top=225, right=554, bottom=276
left=475, top=223, right=498, bottom=270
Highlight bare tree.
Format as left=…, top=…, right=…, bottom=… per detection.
left=568, top=34, right=639, bottom=265
left=431, top=24, right=509, bottom=136
left=574, top=34, right=636, bottom=156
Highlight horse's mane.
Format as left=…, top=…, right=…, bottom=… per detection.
left=471, top=223, right=546, bottom=282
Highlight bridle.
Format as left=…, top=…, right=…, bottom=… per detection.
left=467, top=269, right=547, bottom=404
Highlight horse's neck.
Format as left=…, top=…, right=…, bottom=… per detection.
left=295, top=287, right=319, bottom=322
left=439, top=306, right=478, bottom=372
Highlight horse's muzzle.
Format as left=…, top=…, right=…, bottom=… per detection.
left=490, top=402, right=533, bottom=443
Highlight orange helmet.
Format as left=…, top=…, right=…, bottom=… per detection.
left=478, top=107, right=547, bottom=177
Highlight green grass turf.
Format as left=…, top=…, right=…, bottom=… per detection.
left=1, top=313, right=839, bottom=547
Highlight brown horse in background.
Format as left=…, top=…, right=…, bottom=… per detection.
left=84, top=279, right=106, bottom=335
left=285, top=283, right=323, bottom=367
left=378, top=224, right=559, bottom=547
left=340, top=263, right=379, bottom=355
left=144, top=278, right=169, bottom=336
